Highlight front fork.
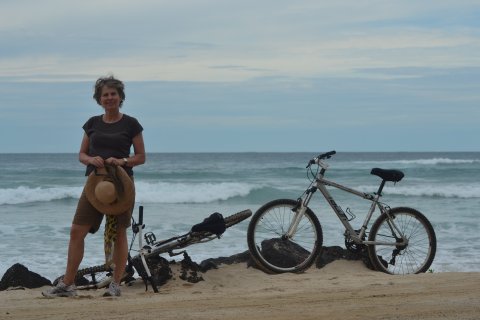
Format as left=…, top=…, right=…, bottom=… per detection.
left=286, top=188, right=316, bottom=238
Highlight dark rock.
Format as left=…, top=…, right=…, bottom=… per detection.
left=316, top=245, right=364, bottom=268
left=131, top=254, right=173, bottom=287
left=133, top=252, right=204, bottom=287
left=199, top=251, right=252, bottom=272
left=1, top=243, right=371, bottom=292
left=179, top=253, right=204, bottom=283
left=245, top=238, right=369, bottom=272
left=199, top=242, right=368, bottom=274
left=149, top=256, right=173, bottom=287
left=0, top=263, right=51, bottom=291
left=53, top=274, right=91, bottom=287
left=257, top=238, right=314, bottom=270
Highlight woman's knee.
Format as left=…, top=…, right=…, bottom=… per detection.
left=70, top=224, right=91, bottom=240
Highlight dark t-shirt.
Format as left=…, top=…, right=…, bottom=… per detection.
left=82, top=114, right=143, bottom=176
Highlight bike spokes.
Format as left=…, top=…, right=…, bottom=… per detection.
left=368, top=207, right=436, bottom=274
left=247, top=199, right=323, bottom=273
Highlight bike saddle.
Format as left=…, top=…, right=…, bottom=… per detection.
left=370, top=168, right=404, bottom=182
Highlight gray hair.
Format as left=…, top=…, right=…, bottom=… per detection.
left=93, top=76, right=125, bottom=107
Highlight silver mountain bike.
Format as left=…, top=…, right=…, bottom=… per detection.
left=247, top=151, right=436, bottom=275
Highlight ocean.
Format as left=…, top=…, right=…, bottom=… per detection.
left=1, top=152, right=479, bottom=281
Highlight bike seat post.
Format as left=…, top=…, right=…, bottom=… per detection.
left=376, top=180, right=386, bottom=196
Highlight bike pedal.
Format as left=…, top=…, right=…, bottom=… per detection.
left=144, top=232, right=157, bottom=245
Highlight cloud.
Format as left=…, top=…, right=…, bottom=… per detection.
left=0, top=1, right=479, bottom=152
left=1, top=0, right=479, bottom=82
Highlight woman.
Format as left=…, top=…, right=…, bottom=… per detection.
left=43, top=76, right=146, bottom=297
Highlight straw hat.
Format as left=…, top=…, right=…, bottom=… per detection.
left=85, top=165, right=135, bottom=215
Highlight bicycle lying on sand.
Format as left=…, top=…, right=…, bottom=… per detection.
left=56, top=207, right=252, bottom=293
left=247, top=151, right=436, bottom=275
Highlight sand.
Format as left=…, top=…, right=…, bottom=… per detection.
left=0, top=260, right=479, bottom=320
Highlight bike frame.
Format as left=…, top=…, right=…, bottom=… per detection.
left=288, top=161, right=408, bottom=247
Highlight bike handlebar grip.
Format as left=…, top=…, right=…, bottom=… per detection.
left=139, top=206, right=144, bottom=225
left=306, top=159, right=315, bottom=168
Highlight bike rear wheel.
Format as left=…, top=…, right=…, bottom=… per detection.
left=368, top=207, right=436, bottom=275
left=247, top=199, right=323, bottom=273
left=52, top=265, right=113, bottom=290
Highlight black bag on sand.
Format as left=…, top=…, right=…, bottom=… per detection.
left=191, top=212, right=226, bottom=236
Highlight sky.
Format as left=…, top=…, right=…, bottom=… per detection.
left=0, top=0, right=479, bottom=153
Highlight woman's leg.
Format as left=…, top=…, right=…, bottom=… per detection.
left=63, top=224, right=91, bottom=285
left=112, top=226, right=128, bottom=283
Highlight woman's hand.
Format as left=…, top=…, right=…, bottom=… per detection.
left=89, top=156, right=105, bottom=168
left=105, top=157, right=126, bottom=166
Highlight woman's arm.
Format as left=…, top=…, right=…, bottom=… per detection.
left=125, top=132, right=146, bottom=167
left=78, top=133, right=104, bottom=167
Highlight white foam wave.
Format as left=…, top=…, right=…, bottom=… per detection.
left=0, top=186, right=82, bottom=205
left=0, top=182, right=258, bottom=205
left=134, top=181, right=255, bottom=203
left=354, top=158, right=479, bottom=166
left=356, top=184, right=480, bottom=199
left=394, top=158, right=479, bottom=165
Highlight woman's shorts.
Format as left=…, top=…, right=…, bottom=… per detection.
left=73, top=178, right=134, bottom=234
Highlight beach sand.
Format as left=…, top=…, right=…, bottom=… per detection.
left=0, top=260, right=479, bottom=320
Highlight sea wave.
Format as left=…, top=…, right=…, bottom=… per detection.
left=0, top=182, right=263, bottom=205
left=353, top=158, right=480, bottom=166
left=357, top=184, right=480, bottom=199
left=0, top=186, right=82, bottom=205
left=135, top=181, right=259, bottom=203
left=392, top=158, right=479, bottom=165
left=3, top=179, right=478, bottom=206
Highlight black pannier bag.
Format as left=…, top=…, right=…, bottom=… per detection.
left=191, top=212, right=226, bottom=236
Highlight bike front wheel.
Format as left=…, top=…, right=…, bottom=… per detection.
left=247, top=199, right=323, bottom=273
left=368, top=207, right=437, bottom=275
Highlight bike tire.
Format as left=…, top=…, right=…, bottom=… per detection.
left=224, top=209, right=252, bottom=228
left=247, top=199, right=323, bottom=273
left=73, top=264, right=113, bottom=290
left=53, top=265, right=113, bottom=290
left=367, top=207, right=437, bottom=275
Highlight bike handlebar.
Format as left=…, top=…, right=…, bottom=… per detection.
left=306, top=150, right=336, bottom=168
